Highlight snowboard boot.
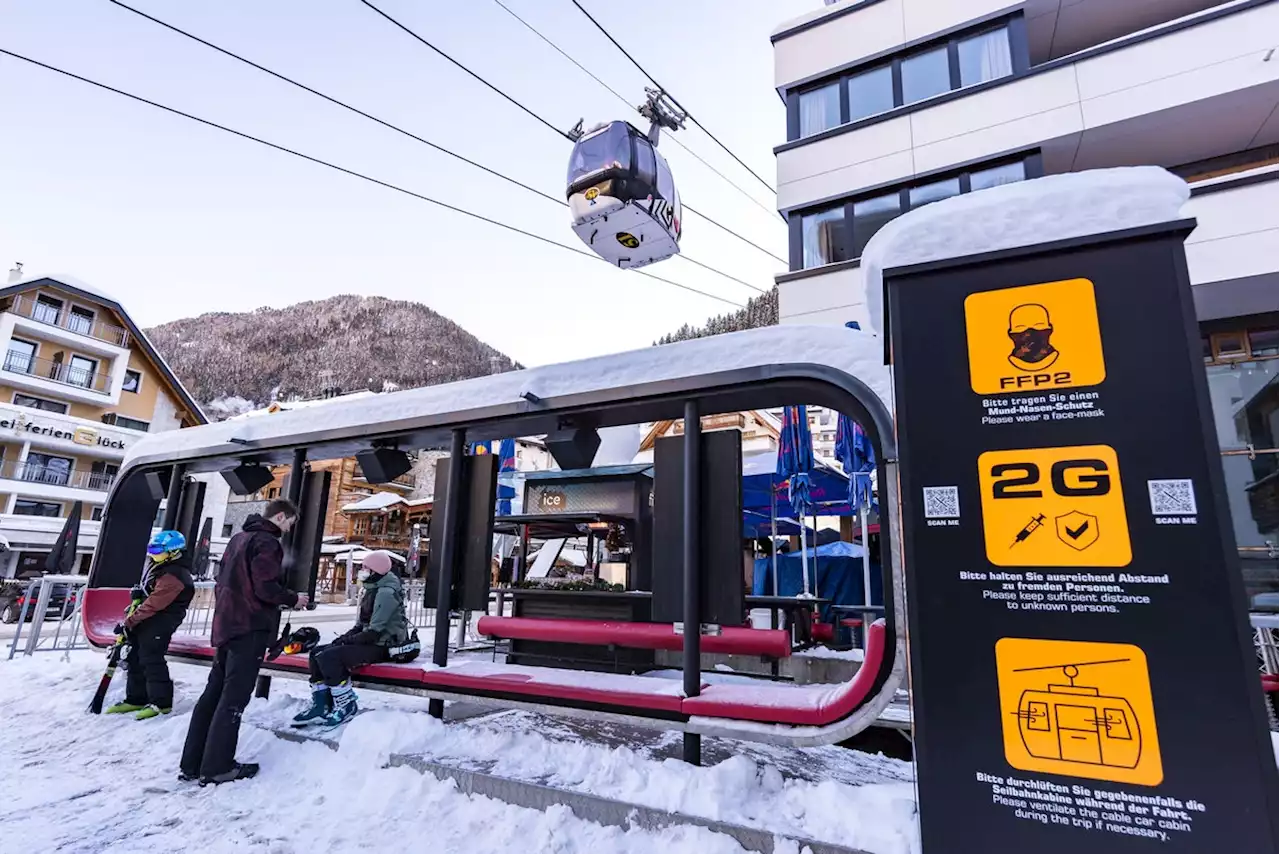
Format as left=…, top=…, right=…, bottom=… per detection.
left=321, top=682, right=358, bottom=727
left=199, top=762, right=260, bottom=787
left=105, top=701, right=147, bottom=715
left=135, top=705, right=171, bottom=721
left=291, top=684, right=332, bottom=727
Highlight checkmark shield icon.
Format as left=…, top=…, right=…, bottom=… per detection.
left=1055, top=511, right=1100, bottom=551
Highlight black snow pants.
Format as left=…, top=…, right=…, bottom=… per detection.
left=180, top=630, right=269, bottom=778
left=308, top=642, right=388, bottom=686
left=124, top=613, right=182, bottom=709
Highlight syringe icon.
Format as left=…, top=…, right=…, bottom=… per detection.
left=1011, top=514, right=1047, bottom=548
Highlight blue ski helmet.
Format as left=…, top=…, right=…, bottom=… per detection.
left=148, top=529, right=186, bottom=558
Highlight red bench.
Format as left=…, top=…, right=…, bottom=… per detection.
left=682, top=620, right=886, bottom=725
left=82, top=588, right=888, bottom=729
left=476, top=616, right=792, bottom=659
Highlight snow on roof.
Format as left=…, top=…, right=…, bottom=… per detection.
left=341, top=492, right=406, bottom=513
left=232, top=390, right=381, bottom=421
left=9, top=272, right=118, bottom=303
left=860, top=166, right=1191, bottom=337
left=122, top=325, right=893, bottom=469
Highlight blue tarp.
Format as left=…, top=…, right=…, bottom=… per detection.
left=752, top=541, right=883, bottom=624
left=742, top=510, right=815, bottom=539
left=741, top=451, right=858, bottom=515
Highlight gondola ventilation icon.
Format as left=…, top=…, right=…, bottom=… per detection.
left=1012, top=658, right=1144, bottom=769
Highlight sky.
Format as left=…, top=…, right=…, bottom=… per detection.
left=0, top=0, right=815, bottom=368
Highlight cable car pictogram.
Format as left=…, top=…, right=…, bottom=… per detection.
left=1011, top=658, right=1144, bottom=770
left=566, top=88, right=685, bottom=269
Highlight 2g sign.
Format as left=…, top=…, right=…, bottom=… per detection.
left=990, top=458, right=1111, bottom=499
left=978, top=445, right=1131, bottom=567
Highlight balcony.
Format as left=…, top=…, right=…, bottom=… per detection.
left=0, top=459, right=116, bottom=492
left=5, top=294, right=129, bottom=348
left=353, top=466, right=416, bottom=490
left=3, top=351, right=112, bottom=395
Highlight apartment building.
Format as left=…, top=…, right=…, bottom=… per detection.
left=770, top=0, right=1278, bottom=598
left=0, top=272, right=204, bottom=578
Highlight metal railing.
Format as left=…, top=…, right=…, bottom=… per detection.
left=2, top=350, right=112, bottom=394
left=0, top=458, right=116, bottom=492
left=353, top=465, right=416, bottom=488
left=7, top=293, right=130, bottom=347
left=6, top=574, right=90, bottom=659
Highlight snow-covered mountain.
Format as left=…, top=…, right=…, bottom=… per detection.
left=146, top=294, right=519, bottom=419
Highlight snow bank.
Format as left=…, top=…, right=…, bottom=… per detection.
left=124, top=325, right=893, bottom=467
left=860, top=167, right=1191, bottom=336
left=0, top=654, right=754, bottom=854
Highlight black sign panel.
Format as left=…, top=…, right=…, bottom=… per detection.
left=887, top=223, right=1278, bottom=853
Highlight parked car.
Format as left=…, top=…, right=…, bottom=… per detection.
left=0, top=576, right=76, bottom=624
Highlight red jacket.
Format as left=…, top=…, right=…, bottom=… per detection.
left=211, top=515, right=298, bottom=647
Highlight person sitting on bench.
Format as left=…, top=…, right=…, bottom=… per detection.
left=292, top=550, right=409, bottom=727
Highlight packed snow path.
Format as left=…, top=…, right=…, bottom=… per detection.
left=0, top=653, right=920, bottom=854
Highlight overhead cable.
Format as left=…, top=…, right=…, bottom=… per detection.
left=0, top=48, right=746, bottom=309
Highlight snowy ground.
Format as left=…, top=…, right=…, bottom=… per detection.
left=0, top=652, right=921, bottom=854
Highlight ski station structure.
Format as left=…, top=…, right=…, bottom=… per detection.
left=78, top=166, right=1278, bottom=849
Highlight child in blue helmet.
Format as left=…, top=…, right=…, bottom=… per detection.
left=106, top=530, right=196, bottom=719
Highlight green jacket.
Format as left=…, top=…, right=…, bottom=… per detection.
left=357, top=571, right=410, bottom=647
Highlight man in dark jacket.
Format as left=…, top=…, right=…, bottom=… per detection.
left=180, top=499, right=307, bottom=785
left=106, top=529, right=195, bottom=720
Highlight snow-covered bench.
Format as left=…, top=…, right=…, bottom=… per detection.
left=475, top=616, right=793, bottom=659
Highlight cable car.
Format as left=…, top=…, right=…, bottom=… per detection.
left=566, top=90, right=685, bottom=270
left=1015, top=663, right=1142, bottom=769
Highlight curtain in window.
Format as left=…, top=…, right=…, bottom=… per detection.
left=802, top=208, right=844, bottom=268
left=799, top=85, right=840, bottom=137
left=959, top=29, right=1013, bottom=86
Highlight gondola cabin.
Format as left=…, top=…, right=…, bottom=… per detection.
left=567, top=121, right=682, bottom=269
left=1016, top=664, right=1142, bottom=769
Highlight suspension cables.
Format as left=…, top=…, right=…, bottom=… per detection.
left=0, top=48, right=744, bottom=309
left=490, top=0, right=780, bottom=224
left=356, top=0, right=785, bottom=266
left=105, top=0, right=764, bottom=294
left=568, top=0, right=777, bottom=197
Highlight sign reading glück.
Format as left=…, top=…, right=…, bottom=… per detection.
left=0, top=411, right=128, bottom=450
left=888, top=221, right=1278, bottom=853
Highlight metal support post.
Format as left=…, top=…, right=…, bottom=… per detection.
left=161, top=464, right=186, bottom=530
left=682, top=399, right=702, bottom=766
left=430, top=428, right=467, bottom=719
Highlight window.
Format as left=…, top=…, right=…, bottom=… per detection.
left=67, top=355, right=98, bottom=389
left=67, top=306, right=95, bottom=336
left=14, top=499, right=62, bottom=517
left=23, top=453, right=73, bottom=486
left=798, top=82, right=841, bottom=137
left=122, top=369, right=142, bottom=394
left=5, top=339, right=36, bottom=374
left=801, top=205, right=848, bottom=268
left=89, top=461, right=119, bottom=491
left=791, top=156, right=1034, bottom=269
left=33, top=295, right=63, bottom=325
left=786, top=21, right=1020, bottom=141
left=971, top=161, right=1026, bottom=191
left=91, top=507, right=104, bottom=522
left=957, top=28, right=1013, bottom=88
left=634, top=138, right=657, bottom=189
left=222, top=523, right=233, bottom=537
left=13, top=394, right=68, bottom=415
left=111, top=415, right=150, bottom=433
left=847, top=65, right=894, bottom=123
left=909, top=177, right=961, bottom=208
left=567, top=122, right=631, bottom=186
left=850, top=193, right=902, bottom=257
left=901, top=47, right=950, bottom=106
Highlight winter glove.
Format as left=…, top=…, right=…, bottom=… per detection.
left=346, top=629, right=379, bottom=646
left=113, top=623, right=132, bottom=643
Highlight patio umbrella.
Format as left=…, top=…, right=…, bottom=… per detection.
left=778, top=405, right=815, bottom=596
left=45, top=501, right=82, bottom=575
left=191, top=516, right=213, bottom=580
left=496, top=438, right=517, bottom=517
left=836, top=414, right=877, bottom=613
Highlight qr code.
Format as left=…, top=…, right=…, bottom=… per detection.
left=923, top=486, right=960, bottom=519
left=1148, top=479, right=1197, bottom=516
